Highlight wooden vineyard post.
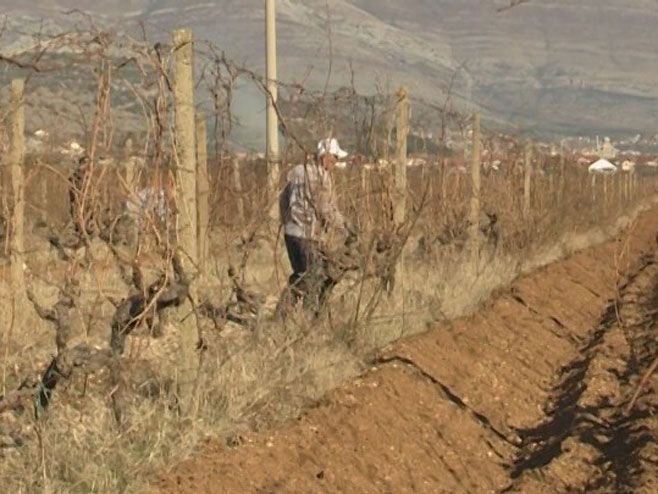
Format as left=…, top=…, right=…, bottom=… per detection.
left=548, top=167, right=555, bottom=203
left=391, top=85, right=409, bottom=336
left=232, top=156, right=245, bottom=223
left=626, top=171, right=635, bottom=204
left=8, top=78, right=27, bottom=328
left=425, top=164, right=434, bottom=216
left=468, top=113, right=481, bottom=252
left=171, top=28, right=200, bottom=411
left=625, top=172, right=631, bottom=204
left=610, top=173, right=615, bottom=209
left=196, top=114, right=210, bottom=271
left=440, top=158, right=448, bottom=210
left=39, top=165, right=49, bottom=223
left=523, top=141, right=532, bottom=220
left=394, top=86, right=408, bottom=225
left=591, top=173, right=597, bottom=203
left=360, top=165, right=370, bottom=219
left=559, top=140, right=566, bottom=204
left=123, top=136, right=135, bottom=201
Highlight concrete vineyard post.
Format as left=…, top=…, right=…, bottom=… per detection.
left=172, top=28, right=200, bottom=411
left=8, top=78, right=27, bottom=328
left=196, top=114, right=210, bottom=271
left=390, top=85, right=409, bottom=337
left=173, top=28, right=199, bottom=269
left=468, top=113, right=481, bottom=251
left=394, top=86, right=408, bottom=225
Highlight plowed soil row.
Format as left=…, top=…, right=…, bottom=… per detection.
left=508, top=253, right=658, bottom=492
left=151, top=209, right=658, bottom=494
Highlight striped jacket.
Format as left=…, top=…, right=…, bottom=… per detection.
left=279, top=162, right=345, bottom=240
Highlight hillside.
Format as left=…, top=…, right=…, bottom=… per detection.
left=2, top=0, right=658, bottom=143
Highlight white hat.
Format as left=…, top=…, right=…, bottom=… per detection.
left=318, top=138, right=348, bottom=159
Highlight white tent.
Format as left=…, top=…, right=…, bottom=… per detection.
left=588, top=158, right=617, bottom=174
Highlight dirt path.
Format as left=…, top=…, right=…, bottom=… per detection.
left=149, top=209, right=658, bottom=494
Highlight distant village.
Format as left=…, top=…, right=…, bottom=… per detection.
left=17, top=123, right=658, bottom=180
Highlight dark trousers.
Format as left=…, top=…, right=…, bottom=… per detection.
left=283, top=235, right=333, bottom=310
left=285, top=234, right=316, bottom=283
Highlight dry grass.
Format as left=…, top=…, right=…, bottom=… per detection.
left=0, top=139, right=655, bottom=493
left=4, top=152, right=656, bottom=494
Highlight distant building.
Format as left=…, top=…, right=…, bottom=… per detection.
left=621, top=160, right=636, bottom=172
left=597, top=136, right=618, bottom=160
left=588, top=158, right=617, bottom=174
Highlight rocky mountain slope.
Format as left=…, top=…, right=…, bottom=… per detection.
left=2, top=0, right=658, bottom=142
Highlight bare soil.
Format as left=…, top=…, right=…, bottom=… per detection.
left=149, top=208, right=658, bottom=494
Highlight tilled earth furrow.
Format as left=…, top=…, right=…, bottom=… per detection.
left=509, top=254, right=658, bottom=493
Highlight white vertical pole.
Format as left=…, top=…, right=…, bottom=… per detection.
left=265, top=0, right=280, bottom=210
